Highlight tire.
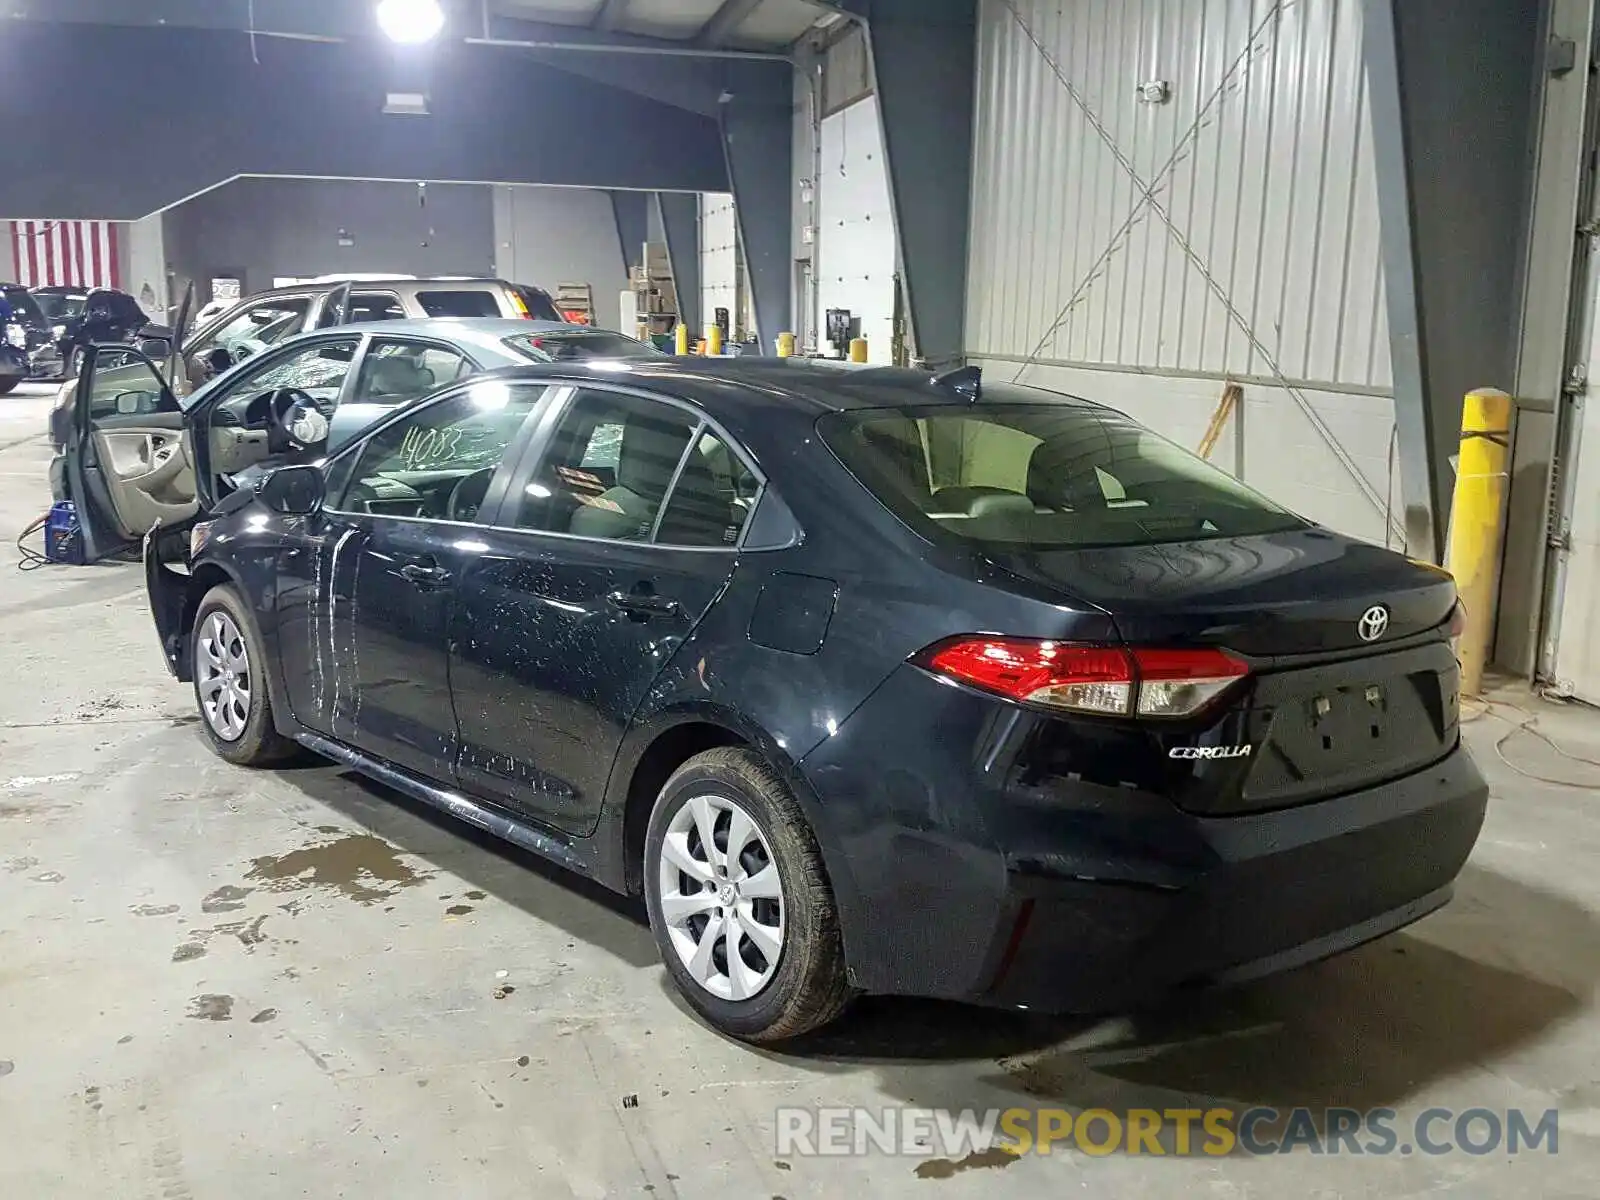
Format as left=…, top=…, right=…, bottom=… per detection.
left=0, top=378, right=19, bottom=396
left=191, top=584, right=297, bottom=767
left=644, top=747, right=855, bottom=1042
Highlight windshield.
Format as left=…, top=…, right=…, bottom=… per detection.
left=504, top=330, right=663, bottom=363
left=33, top=291, right=85, bottom=322
left=3, top=287, right=46, bottom=325
left=819, top=398, right=1307, bottom=550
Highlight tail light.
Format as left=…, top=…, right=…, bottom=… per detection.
left=913, top=637, right=1250, bottom=719
left=1448, top=599, right=1466, bottom=657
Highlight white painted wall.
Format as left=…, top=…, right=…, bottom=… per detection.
left=125, top=213, right=169, bottom=323
left=492, top=185, right=627, bottom=331
left=817, top=95, right=896, bottom=364
left=699, top=192, right=738, bottom=340
left=966, top=0, right=1401, bottom=546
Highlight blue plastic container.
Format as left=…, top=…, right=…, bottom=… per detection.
left=45, top=500, right=84, bottom=565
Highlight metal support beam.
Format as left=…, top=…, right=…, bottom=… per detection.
left=855, top=0, right=976, bottom=368
left=1362, top=0, right=1439, bottom=560
left=698, top=0, right=764, bottom=47
left=1362, top=0, right=1544, bottom=564
left=655, top=191, right=701, bottom=339
left=610, top=190, right=649, bottom=273
left=593, top=0, right=632, bottom=34
left=719, top=62, right=793, bottom=351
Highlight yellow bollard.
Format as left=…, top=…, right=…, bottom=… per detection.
left=1444, top=387, right=1513, bottom=697
left=776, top=331, right=796, bottom=358
left=848, top=336, right=868, bottom=363
left=674, top=323, right=690, bottom=355
left=706, top=324, right=724, bottom=356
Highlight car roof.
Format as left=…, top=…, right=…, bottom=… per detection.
left=463, top=357, right=1104, bottom=419
left=330, top=317, right=625, bottom=352
left=250, top=277, right=529, bottom=299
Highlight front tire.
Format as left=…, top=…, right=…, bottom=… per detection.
left=191, top=584, right=296, bottom=766
left=0, top=378, right=19, bottom=396
left=644, top=747, right=854, bottom=1042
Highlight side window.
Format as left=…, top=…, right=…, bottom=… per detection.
left=347, top=292, right=405, bottom=323
left=329, top=381, right=545, bottom=520
left=656, top=429, right=761, bottom=547
left=415, top=290, right=501, bottom=318
left=350, top=339, right=472, bottom=407
left=511, top=390, right=698, bottom=541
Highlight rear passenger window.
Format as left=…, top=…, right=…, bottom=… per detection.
left=416, top=290, right=500, bottom=318
left=508, top=390, right=756, bottom=548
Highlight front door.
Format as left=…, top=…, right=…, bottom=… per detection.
left=66, top=345, right=193, bottom=562
left=279, top=378, right=548, bottom=781
left=449, top=387, right=758, bottom=835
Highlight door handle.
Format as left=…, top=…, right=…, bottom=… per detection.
left=607, top=588, right=680, bottom=618
left=399, top=560, right=452, bottom=587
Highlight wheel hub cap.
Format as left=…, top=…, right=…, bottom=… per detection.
left=196, top=611, right=251, bottom=742
left=656, top=792, right=786, bottom=1002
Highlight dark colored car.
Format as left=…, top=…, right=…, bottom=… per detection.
left=76, top=353, right=1489, bottom=1042
left=1, top=283, right=51, bottom=391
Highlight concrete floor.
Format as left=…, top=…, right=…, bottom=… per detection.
left=1, top=383, right=1598, bottom=1197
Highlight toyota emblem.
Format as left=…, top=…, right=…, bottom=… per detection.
left=1357, top=605, right=1390, bottom=642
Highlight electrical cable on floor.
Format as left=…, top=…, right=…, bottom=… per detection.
left=1461, top=694, right=1600, bottom=790
left=15, top=513, right=51, bottom=571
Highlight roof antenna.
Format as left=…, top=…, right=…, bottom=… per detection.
left=933, top=364, right=982, bottom=403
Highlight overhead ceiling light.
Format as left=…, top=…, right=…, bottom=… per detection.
left=375, top=0, right=445, bottom=45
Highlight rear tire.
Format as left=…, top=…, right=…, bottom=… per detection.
left=0, top=378, right=19, bottom=396
left=644, top=747, right=855, bottom=1042
left=191, top=584, right=296, bottom=767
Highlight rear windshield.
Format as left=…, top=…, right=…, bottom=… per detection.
left=416, top=290, right=500, bottom=318
left=3, top=287, right=46, bottom=324
left=34, top=291, right=85, bottom=321
left=818, top=401, right=1307, bottom=549
left=512, top=284, right=564, bottom=322
left=504, top=331, right=664, bottom=362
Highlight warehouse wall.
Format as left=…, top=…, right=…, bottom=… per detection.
left=163, top=179, right=495, bottom=306
left=817, top=96, right=898, bottom=365
left=492, top=186, right=629, bottom=331
left=965, top=0, right=1401, bottom=546
left=699, top=193, right=739, bottom=340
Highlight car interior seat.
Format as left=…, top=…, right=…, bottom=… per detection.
left=567, top=412, right=693, bottom=541
left=368, top=356, right=434, bottom=399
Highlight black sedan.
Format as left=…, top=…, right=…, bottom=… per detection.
left=112, top=355, right=1486, bottom=1041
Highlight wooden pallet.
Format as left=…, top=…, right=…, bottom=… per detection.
left=556, top=282, right=595, bottom=325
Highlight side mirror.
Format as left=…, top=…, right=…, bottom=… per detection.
left=258, top=464, right=325, bottom=516
left=137, top=337, right=170, bottom=358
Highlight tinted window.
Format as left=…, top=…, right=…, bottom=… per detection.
left=347, top=292, right=405, bottom=323
left=656, top=429, right=761, bottom=547
left=504, top=331, right=664, bottom=363
left=330, top=381, right=544, bottom=516
left=511, top=389, right=697, bottom=541
left=5, top=287, right=47, bottom=324
left=34, top=291, right=86, bottom=321
left=351, top=338, right=472, bottom=406
left=512, top=284, right=564, bottom=321
left=819, top=400, right=1306, bottom=549
left=416, top=290, right=500, bottom=318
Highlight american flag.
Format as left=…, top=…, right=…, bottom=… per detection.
left=7, top=220, right=122, bottom=289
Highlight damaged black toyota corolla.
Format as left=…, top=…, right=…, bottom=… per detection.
left=74, top=348, right=1487, bottom=1042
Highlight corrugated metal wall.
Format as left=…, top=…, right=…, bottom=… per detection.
left=966, top=0, right=1402, bottom=544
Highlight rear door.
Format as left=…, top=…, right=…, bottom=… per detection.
left=65, top=345, right=194, bottom=562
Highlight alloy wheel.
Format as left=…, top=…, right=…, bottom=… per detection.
left=197, top=611, right=252, bottom=741
left=656, top=793, right=786, bottom=1001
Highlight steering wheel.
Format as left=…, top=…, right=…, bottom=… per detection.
left=267, top=388, right=326, bottom=452
left=447, top=466, right=497, bottom=523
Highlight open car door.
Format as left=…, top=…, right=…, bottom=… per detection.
left=65, top=344, right=196, bottom=562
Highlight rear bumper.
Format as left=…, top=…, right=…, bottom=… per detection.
left=799, top=665, right=1487, bottom=1012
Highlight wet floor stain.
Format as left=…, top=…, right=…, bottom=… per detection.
left=245, top=833, right=429, bottom=905
left=202, top=885, right=253, bottom=913
left=4, top=857, right=38, bottom=874
left=493, top=985, right=516, bottom=1000
left=250, top=1009, right=277, bottom=1024
left=913, top=1148, right=1020, bottom=1179
left=445, top=904, right=474, bottom=916
left=464, top=890, right=487, bottom=901
left=30, top=871, right=63, bottom=884
left=171, top=943, right=206, bottom=963
left=0, top=1061, right=13, bottom=1079
left=187, top=994, right=234, bottom=1022
left=216, top=915, right=269, bottom=948
left=131, top=904, right=180, bottom=917
left=83, top=1086, right=102, bottom=1113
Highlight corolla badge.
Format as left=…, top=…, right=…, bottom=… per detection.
left=1169, top=745, right=1253, bottom=760
left=1357, top=604, right=1390, bottom=642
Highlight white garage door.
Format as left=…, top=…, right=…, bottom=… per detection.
left=817, top=95, right=896, bottom=364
